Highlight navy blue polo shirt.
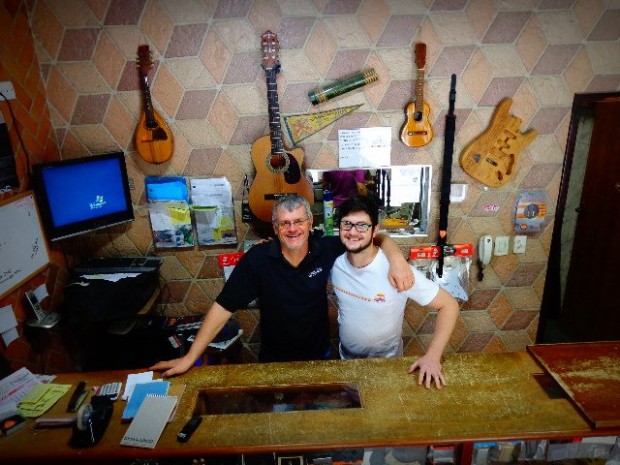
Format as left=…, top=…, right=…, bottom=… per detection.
left=216, top=234, right=344, bottom=362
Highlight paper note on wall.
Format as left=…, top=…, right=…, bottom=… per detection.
left=0, top=304, right=18, bottom=347
left=338, top=127, right=391, bottom=168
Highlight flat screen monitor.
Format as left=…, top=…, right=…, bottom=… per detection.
left=33, top=151, right=134, bottom=241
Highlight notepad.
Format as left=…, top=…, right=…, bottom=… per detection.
left=121, top=380, right=169, bottom=422
left=121, top=395, right=177, bottom=449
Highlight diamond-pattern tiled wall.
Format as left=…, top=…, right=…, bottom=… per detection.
left=2, top=0, right=619, bottom=368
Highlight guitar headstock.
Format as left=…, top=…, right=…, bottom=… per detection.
left=136, top=45, right=153, bottom=75
left=414, top=42, right=426, bottom=69
left=261, top=30, right=280, bottom=72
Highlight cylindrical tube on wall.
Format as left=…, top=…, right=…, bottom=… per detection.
left=308, top=68, right=378, bottom=105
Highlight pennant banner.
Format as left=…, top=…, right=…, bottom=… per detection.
left=283, top=104, right=362, bottom=145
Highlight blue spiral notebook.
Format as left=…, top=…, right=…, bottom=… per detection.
left=121, top=381, right=170, bottom=422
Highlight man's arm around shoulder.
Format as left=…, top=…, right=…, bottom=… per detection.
left=373, top=233, right=414, bottom=291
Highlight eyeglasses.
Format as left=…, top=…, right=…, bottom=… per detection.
left=276, top=218, right=308, bottom=229
left=340, top=220, right=372, bottom=232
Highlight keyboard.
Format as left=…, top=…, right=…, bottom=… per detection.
left=72, top=256, right=164, bottom=275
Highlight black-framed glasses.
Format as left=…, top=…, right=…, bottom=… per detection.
left=340, top=220, right=372, bottom=232
left=276, top=218, right=308, bottom=229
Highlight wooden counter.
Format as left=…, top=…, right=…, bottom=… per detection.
left=1, top=350, right=616, bottom=463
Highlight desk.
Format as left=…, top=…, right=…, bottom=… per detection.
left=528, top=341, right=620, bottom=428
left=1, top=349, right=618, bottom=464
left=105, top=285, right=161, bottom=334
left=68, top=284, right=176, bottom=371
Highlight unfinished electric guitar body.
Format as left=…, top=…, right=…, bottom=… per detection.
left=460, top=98, right=537, bottom=187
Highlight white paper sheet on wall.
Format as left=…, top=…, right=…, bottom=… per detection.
left=0, top=304, right=18, bottom=347
left=338, top=127, right=391, bottom=168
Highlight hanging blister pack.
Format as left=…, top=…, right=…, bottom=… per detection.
left=410, top=244, right=473, bottom=301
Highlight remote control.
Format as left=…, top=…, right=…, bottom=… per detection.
left=177, top=415, right=202, bottom=442
left=98, top=382, right=122, bottom=401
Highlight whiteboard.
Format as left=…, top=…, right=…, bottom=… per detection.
left=0, top=191, right=50, bottom=299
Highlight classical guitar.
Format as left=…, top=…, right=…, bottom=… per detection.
left=134, top=45, right=174, bottom=164
left=460, top=98, right=537, bottom=187
left=248, top=31, right=314, bottom=222
left=400, top=42, right=433, bottom=147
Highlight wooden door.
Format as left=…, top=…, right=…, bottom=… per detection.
left=561, top=98, right=620, bottom=341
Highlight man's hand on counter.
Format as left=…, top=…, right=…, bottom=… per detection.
left=150, top=355, right=196, bottom=378
left=408, top=354, right=446, bottom=390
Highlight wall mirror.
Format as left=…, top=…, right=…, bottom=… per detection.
left=307, top=165, right=432, bottom=237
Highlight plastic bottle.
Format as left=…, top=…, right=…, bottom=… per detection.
left=323, top=190, right=334, bottom=236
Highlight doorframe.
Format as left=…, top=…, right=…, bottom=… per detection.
left=537, top=92, right=620, bottom=342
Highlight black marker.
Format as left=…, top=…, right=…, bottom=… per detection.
left=177, top=415, right=202, bottom=442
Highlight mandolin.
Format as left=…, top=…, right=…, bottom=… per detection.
left=248, top=31, right=314, bottom=223
left=460, top=98, right=537, bottom=187
left=134, top=45, right=174, bottom=164
left=400, top=42, right=433, bottom=147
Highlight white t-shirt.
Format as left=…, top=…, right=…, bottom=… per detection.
left=331, top=249, right=439, bottom=359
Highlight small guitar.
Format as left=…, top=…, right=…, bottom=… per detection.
left=460, top=98, right=537, bottom=187
left=135, top=45, right=174, bottom=164
left=248, top=31, right=314, bottom=223
left=400, top=42, right=433, bottom=147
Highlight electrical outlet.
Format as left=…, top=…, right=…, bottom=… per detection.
left=494, top=236, right=509, bottom=256
left=513, top=235, right=527, bottom=254
left=0, top=81, right=16, bottom=100
left=449, top=183, right=467, bottom=203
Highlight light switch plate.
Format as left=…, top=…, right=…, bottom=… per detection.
left=449, top=183, right=467, bottom=203
left=494, top=236, right=509, bottom=256
left=513, top=235, right=527, bottom=254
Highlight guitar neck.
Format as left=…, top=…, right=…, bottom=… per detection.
left=414, top=67, right=425, bottom=113
left=265, top=69, right=283, bottom=155
left=139, top=73, right=157, bottom=128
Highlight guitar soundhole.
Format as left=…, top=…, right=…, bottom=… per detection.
left=414, top=111, right=423, bottom=122
left=269, top=155, right=286, bottom=171
left=266, top=153, right=290, bottom=174
left=153, top=127, right=168, bottom=141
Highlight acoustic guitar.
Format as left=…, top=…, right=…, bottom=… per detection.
left=400, top=42, right=433, bottom=147
left=460, top=98, right=537, bottom=187
left=134, top=45, right=174, bottom=164
left=248, top=31, right=314, bottom=223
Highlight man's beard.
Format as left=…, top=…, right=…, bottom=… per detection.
left=346, top=236, right=373, bottom=254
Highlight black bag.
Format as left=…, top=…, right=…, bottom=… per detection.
left=64, top=271, right=159, bottom=325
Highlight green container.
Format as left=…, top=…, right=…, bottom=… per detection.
left=309, top=69, right=378, bottom=105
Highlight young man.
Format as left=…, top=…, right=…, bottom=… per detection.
left=331, top=196, right=459, bottom=389
left=151, top=194, right=414, bottom=377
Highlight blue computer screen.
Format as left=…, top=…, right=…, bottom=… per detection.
left=41, top=157, right=128, bottom=227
